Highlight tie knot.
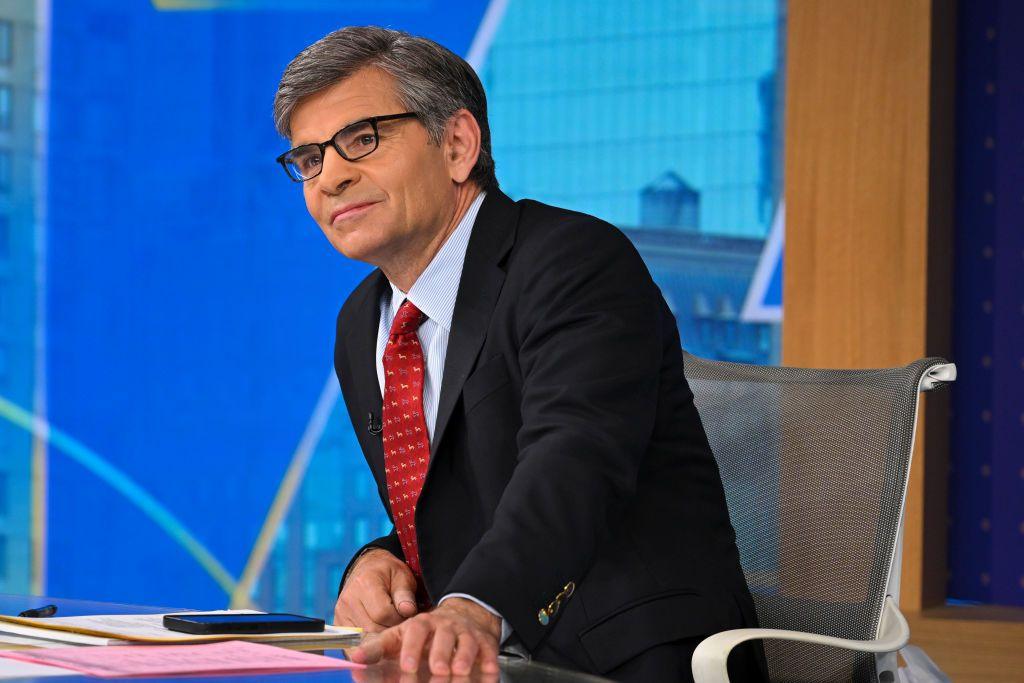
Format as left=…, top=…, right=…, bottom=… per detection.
left=390, top=299, right=426, bottom=337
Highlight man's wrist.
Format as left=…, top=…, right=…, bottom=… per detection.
left=436, top=597, right=501, bottom=641
left=439, top=593, right=512, bottom=644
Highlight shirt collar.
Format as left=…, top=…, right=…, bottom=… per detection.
left=387, top=190, right=487, bottom=332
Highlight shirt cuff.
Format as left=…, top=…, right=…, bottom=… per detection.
left=439, top=593, right=513, bottom=644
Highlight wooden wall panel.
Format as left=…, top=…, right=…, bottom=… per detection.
left=783, top=0, right=949, bottom=611
left=783, top=0, right=1024, bottom=676
left=783, top=0, right=934, bottom=371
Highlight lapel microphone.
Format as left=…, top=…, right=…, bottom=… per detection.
left=367, top=411, right=383, bottom=435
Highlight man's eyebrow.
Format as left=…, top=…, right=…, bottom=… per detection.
left=293, top=115, right=380, bottom=146
left=338, top=115, right=371, bottom=130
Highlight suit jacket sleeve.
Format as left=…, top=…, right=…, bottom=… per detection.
left=443, top=216, right=665, bottom=651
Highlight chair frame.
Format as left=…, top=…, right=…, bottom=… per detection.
left=690, top=359, right=957, bottom=683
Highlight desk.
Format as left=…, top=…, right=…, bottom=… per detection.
left=0, top=595, right=609, bottom=683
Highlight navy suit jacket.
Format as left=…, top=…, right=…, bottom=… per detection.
left=334, top=189, right=761, bottom=676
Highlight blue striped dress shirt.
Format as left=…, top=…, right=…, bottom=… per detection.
left=374, top=190, right=486, bottom=437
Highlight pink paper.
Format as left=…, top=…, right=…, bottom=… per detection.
left=0, top=639, right=364, bottom=678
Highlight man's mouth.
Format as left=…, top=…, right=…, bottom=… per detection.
left=331, top=201, right=379, bottom=225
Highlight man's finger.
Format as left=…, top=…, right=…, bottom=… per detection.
left=355, top=594, right=396, bottom=632
left=363, top=593, right=404, bottom=628
left=349, top=567, right=406, bottom=626
left=349, top=628, right=403, bottom=665
left=477, top=635, right=500, bottom=674
left=451, top=632, right=479, bottom=677
left=397, top=618, right=431, bottom=673
left=427, top=623, right=458, bottom=675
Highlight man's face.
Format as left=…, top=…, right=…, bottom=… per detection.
left=288, top=67, right=457, bottom=266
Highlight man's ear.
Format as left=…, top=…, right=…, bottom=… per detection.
left=444, top=109, right=482, bottom=184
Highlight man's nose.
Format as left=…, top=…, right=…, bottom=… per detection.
left=318, top=145, right=358, bottom=193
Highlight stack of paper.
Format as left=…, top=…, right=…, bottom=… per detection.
left=0, top=610, right=360, bottom=647
left=0, top=640, right=362, bottom=678
left=0, top=623, right=116, bottom=648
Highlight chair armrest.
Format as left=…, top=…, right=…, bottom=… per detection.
left=691, top=596, right=910, bottom=683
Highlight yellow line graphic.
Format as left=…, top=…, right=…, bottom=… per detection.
left=231, top=373, right=340, bottom=608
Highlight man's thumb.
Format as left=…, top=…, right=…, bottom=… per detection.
left=392, top=589, right=418, bottom=617
left=391, top=571, right=419, bottom=617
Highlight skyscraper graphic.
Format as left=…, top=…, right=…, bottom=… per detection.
left=482, top=0, right=784, bottom=364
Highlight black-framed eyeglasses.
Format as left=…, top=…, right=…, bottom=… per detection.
left=276, top=112, right=419, bottom=182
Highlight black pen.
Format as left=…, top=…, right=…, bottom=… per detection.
left=18, top=604, right=57, bottom=618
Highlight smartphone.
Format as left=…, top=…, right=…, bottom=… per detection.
left=163, top=612, right=325, bottom=635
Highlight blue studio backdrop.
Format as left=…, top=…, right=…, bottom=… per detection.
left=45, top=0, right=490, bottom=609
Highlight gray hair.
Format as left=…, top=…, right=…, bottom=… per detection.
left=274, top=26, right=498, bottom=192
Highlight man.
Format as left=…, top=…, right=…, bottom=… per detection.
left=273, top=26, right=765, bottom=682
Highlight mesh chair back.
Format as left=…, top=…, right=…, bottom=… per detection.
left=683, top=352, right=949, bottom=683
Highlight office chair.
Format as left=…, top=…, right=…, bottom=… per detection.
left=683, top=352, right=956, bottom=683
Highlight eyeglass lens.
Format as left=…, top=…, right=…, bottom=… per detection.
left=334, top=120, right=378, bottom=160
left=283, top=120, right=379, bottom=181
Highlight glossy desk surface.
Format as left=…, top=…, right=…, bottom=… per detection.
left=0, top=595, right=608, bottom=683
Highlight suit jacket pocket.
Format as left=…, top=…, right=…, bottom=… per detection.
left=577, top=589, right=743, bottom=674
left=462, top=354, right=512, bottom=413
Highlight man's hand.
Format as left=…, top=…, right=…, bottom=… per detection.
left=334, top=549, right=419, bottom=632
left=348, top=597, right=501, bottom=676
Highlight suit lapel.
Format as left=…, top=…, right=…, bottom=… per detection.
left=430, top=190, right=518, bottom=455
left=345, top=269, right=389, bottom=476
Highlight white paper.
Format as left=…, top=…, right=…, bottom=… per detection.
left=0, top=621, right=120, bottom=646
left=0, top=610, right=359, bottom=644
left=0, top=633, right=92, bottom=648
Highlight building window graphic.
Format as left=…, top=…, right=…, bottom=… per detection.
left=484, top=0, right=785, bottom=364
left=0, top=86, right=10, bottom=130
left=258, top=406, right=395, bottom=617
left=0, top=214, right=9, bottom=260
left=0, top=0, right=37, bottom=597
left=0, top=20, right=11, bottom=66
left=0, top=150, right=11, bottom=192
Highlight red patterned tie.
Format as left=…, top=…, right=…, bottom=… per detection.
left=382, top=299, right=431, bottom=577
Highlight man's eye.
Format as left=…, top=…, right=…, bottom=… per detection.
left=299, top=154, right=322, bottom=171
left=356, top=134, right=375, bottom=147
